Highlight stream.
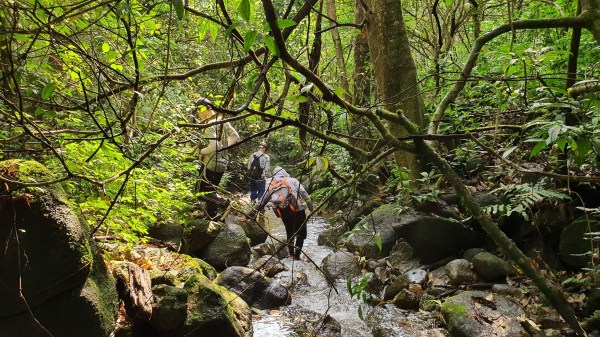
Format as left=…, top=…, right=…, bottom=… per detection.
left=252, top=215, right=441, bottom=337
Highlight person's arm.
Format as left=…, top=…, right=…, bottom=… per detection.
left=247, top=154, right=253, bottom=170
left=226, top=123, right=240, bottom=145
left=262, top=155, right=270, bottom=178
left=200, top=140, right=217, bottom=155
left=298, top=183, right=314, bottom=212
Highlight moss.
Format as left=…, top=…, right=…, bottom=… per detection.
left=441, top=302, right=468, bottom=322
left=584, top=310, right=600, bottom=330
left=0, top=159, right=65, bottom=197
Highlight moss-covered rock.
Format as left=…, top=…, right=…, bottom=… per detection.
left=472, top=252, right=511, bottom=282
left=560, top=217, right=600, bottom=268
left=182, top=218, right=222, bottom=255
left=178, top=274, right=252, bottom=337
left=200, top=223, right=251, bottom=270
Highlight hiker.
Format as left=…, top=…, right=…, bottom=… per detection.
left=247, top=142, right=270, bottom=204
left=195, top=98, right=240, bottom=220
left=249, top=166, right=314, bottom=260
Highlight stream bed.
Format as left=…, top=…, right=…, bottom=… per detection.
left=253, top=216, right=442, bottom=337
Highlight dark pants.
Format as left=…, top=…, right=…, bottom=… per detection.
left=197, top=168, right=227, bottom=219
left=249, top=179, right=265, bottom=203
left=277, top=207, right=307, bottom=259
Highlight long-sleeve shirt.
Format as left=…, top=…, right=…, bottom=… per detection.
left=256, top=166, right=314, bottom=212
left=199, top=121, right=240, bottom=172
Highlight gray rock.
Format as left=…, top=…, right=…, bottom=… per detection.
left=428, top=267, right=451, bottom=297
left=272, top=270, right=309, bottom=290
left=405, top=268, right=428, bottom=285
left=491, top=284, right=522, bottom=298
left=462, top=248, right=486, bottom=261
left=147, top=221, right=184, bottom=250
left=318, top=223, right=348, bottom=247
left=560, top=217, right=600, bottom=268
left=387, top=239, right=421, bottom=272
left=215, top=266, right=288, bottom=309
left=472, top=252, right=511, bottom=282
left=344, top=204, right=400, bottom=258
left=321, top=249, right=360, bottom=280
left=183, top=219, right=221, bottom=254
left=383, top=274, right=410, bottom=300
left=441, top=290, right=526, bottom=337
left=393, top=214, right=483, bottom=264
left=232, top=213, right=268, bottom=246
left=149, top=285, right=188, bottom=332
left=392, top=287, right=422, bottom=310
left=366, top=258, right=387, bottom=271
left=281, top=305, right=341, bottom=337
left=473, top=192, right=502, bottom=207
left=445, top=259, right=474, bottom=285
left=249, top=256, right=288, bottom=277
left=200, top=223, right=251, bottom=270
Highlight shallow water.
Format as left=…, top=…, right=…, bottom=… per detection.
left=253, top=216, right=373, bottom=337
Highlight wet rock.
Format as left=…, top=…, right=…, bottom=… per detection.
left=445, top=259, right=475, bottom=285
left=462, top=248, right=486, bottom=261
left=387, top=239, right=421, bottom=272
left=249, top=256, right=288, bottom=277
left=441, top=290, right=527, bottom=337
left=180, top=274, right=252, bottom=337
left=368, top=304, right=446, bottom=337
left=374, top=266, right=392, bottom=286
left=200, top=223, right=251, bottom=270
left=182, top=219, right=221, bottom=254
left=215, top=266, right=288, bottom=309
left=383, top=274, right=410, bottom=300
left=321, top=249, right=360, bottom=280
left=272, top=270, right=309, bottom=289
left=281, top=305, right=341, bottom=337
left=560, top=217, right=600, bottom=268
left=149, top=285, right=188, bottom=332
left=405, top=268, right=428, bottom=286
left=366, top=258, right=387, bottom=271
left=416, top=200, right=461, bottom=220
left=472, top=252, right=511, bottom=282
left=473, top=192, right=502, bottom=207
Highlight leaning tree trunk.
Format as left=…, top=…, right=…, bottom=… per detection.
left=365, top=0, right=426, bottom=177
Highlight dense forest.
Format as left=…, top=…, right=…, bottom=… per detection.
left=1, top=0, right=600, bottom=336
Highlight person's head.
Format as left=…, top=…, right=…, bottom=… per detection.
left=195, top=97, right=215, bottom=121
left=258, top=142, right=268, bottom=153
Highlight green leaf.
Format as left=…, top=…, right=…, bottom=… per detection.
left=575, top=138, right=591, bottom=165
left=41, top=83, right=56, bottom=100
left=243, top=30, right=257, bottom=53
left=263, top=19, right=297, bottom=31
left=246, top=73, right=258, bottom=92
left=225, top=22, right=240, bottom=37
left=239, top=0, right=251, bottom=21
left=530, top=140, right=547, bottom=158
left=101, top=42, right=110, bottom=52
left=374, top=234, right=382, bottom=251
left=264, top=35, right=279, bottom=56
left=287, top=95, right=308, bottom=103
left=305, top=157, right=316, bottom=169
left=173, top=0, right=184, bottom=19
left=502, top=145, right=518, bottom=158
left=346, top=278, right=352, bottom=297
left=358, top=305, right=363, bottom=320
left=556, top=138, right=567, bottom=152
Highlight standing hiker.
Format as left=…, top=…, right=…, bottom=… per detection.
left=247, top=142, right=270, bottom=204
left=195, top=98, right=240, bottom=220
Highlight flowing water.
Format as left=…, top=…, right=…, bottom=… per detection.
left=253, top=216, right=441, bottom=337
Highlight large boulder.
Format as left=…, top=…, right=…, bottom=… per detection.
left=200, top=223, right=251, bottom=270
left=149, top=285, right=188, bottom=333
left=441, top=290, right=526, bottom=337
left=232, top=214, right=268, bottom=245
left=0, top=160, right=117, bottom=337
left=321, top=249, right=360, bottom=280
left=147, top=220, right=184, bottom=250
left=560, top=217, right=600, bottom=268
left=179, top=274, right=252, bottom=337
left=215, top=266, right=288, bottom=309
left=386, top=239, right=421, bottom=272
left=392, top=213, right=482, bottom=264
left=472, top=252, right=511, bottom=282
left=344, top=204, right=400, bottom=258
left=249, top=255, right=288, bottom=277
left=182, top=218, right=222, bottom=255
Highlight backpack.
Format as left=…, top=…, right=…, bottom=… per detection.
left=248, top=154, right=264, bottom=180
left=269, top=177, right=298, bottom=217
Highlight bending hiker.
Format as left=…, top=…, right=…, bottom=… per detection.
left=195, top=98, right=240, bottom=220
left=247, top=142, right=270, bottom=204
left=250, top=166, right=314, bottom=260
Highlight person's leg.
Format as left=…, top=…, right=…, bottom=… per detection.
left=250, top=179, right=260, bottom=202
left=292, top=210, right=307, bottom=260
left=200, top=169, right=225, bottom=219
left=279, top=208, right=295, bottom=257
left=256, top=179, right=266, bottom=201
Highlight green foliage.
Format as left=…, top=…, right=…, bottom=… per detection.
left=483, top=183, right=570, bottom=221
left=347, top=272, right=372, bottom=320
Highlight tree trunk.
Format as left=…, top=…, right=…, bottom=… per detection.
left=365, top=0, right=426, bottom=177
left=581, top=0, right=600, bottom=43
left=326, top=0, right=350, bottom=100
